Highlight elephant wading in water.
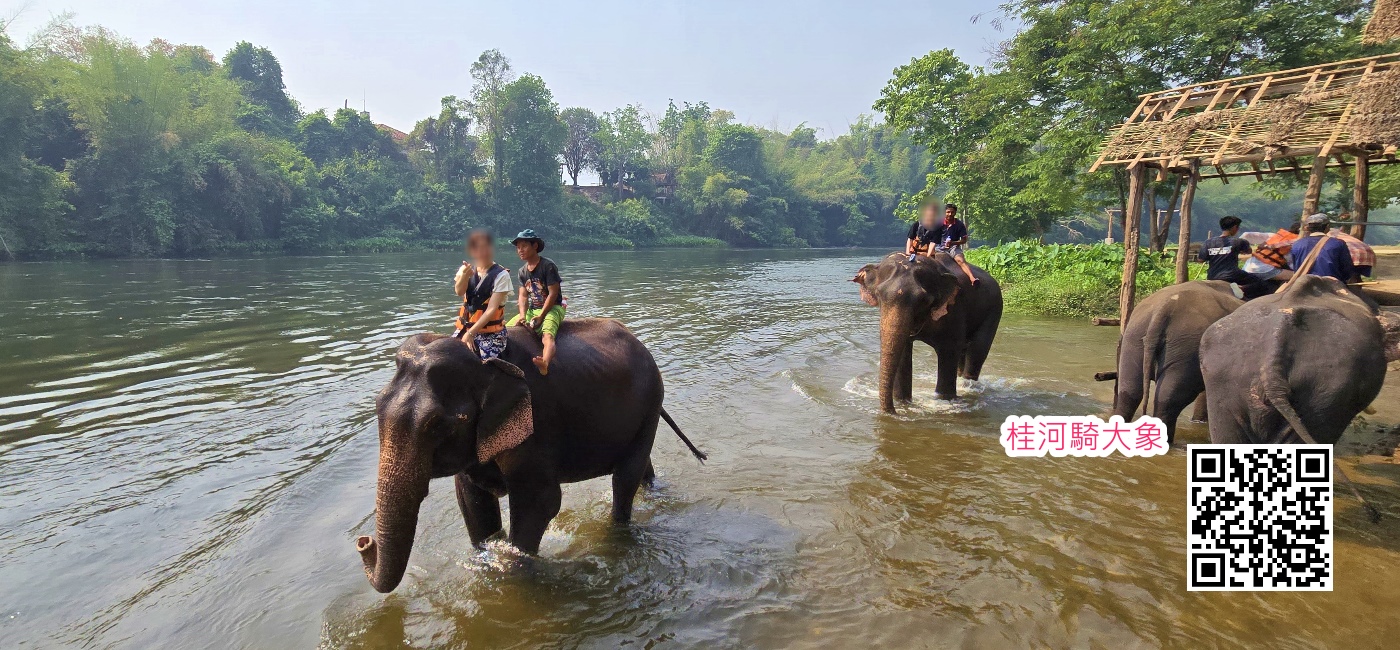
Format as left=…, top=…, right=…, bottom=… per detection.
left=1200, top=275, right=1400, bottom=446
left=854, top=252, right=1003, bottom=413
left=357, top=319, right=705, bottom=593
left=1113, top=280, right=1243, bottom=442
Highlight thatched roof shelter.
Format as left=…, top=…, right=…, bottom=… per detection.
left=1366, top=0, right=1400, bottom=45
left=1090, top=53, right=1400, bottom=181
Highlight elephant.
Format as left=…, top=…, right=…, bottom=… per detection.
left=1200, top=274, right=1400, bottom=446
left=854, top=251, right=1003, bottom=413
left=356, top=319, right=705, bottom=593
left=1113, top=280, right=1243, bottom=442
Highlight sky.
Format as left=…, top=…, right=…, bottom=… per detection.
left=4, top=0, right=1007, bottom=138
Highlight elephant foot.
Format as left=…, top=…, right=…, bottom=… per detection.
left=933, top=392, right=960, bottom=401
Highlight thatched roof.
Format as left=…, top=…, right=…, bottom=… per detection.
left=1366, top=0, right=1400, bottom=45
left=1091, top=53, right=1400, bottom=180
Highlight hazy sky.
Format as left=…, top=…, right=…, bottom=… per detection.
left=5, top=0, right=1006, bottom=137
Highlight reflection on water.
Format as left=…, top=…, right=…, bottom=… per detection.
left=3, top=249, right=1400, bottom=648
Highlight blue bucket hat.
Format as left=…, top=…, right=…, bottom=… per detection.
left=510, top=228, right=545, bottom=252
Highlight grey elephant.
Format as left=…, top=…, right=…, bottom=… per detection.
left=1114, top=280, right=1243, bottom=442
left=1200, top=275, right=1400, bottom=445
left=854, top=251, right=1003, bottom=413
left=356, top=320, right=704, bottom=593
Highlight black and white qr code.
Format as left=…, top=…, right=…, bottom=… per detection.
left=1187, top=444, right=1333, bottom=591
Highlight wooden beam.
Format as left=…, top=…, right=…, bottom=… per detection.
left=1176, top=160, right=1200, bottom=284
left=1091, top=317, right=1121, bottom=327
left=1120, top=165, right=1146, bottom=330
left=1355, top=155, right=1370, bottom=241
left=1303, top=155, right=1329, bottom=216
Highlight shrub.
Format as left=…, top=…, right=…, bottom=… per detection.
left=965, top=240, right=1204, bottom=318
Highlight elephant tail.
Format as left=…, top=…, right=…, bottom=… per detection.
left=1260, top=321, right=1382, bottom=522
left=1137, top=309, right=1167, bottom=419
left=661, top=408, right=707, bottom=463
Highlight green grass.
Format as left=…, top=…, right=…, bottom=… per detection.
left=965, top=240, right=1205, bottom=318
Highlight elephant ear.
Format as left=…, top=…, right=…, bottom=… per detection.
left=475, top=358, right=534, bottom=463
left=928, top=273, right=960, bottom=322
left=853, top=264, right=879, bottom=306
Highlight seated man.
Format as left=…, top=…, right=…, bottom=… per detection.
left=1289, top=213, right=1355, bottom=284
left=905, top=203, right=940, bottom=258
left=1198, top=216, right=1266, bottom=298
left=507, top=229, right=566, bottom=376
left=1242, top=221, right=1298, bottom=284
left=1330, top=227, right=1375, bottom=281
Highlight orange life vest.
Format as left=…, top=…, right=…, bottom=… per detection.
left=1251, top=229, right=1298, bottom=269
left=454, top=264, right=507, bottom=335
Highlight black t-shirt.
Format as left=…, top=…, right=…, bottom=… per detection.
left=907, top=220, right=969, bottom=251
left=1197, top=235, right=1251, bottom=281
left=518, top=257, right=562, bottom=309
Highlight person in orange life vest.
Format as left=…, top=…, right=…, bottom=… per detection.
left=1243, top=220, right=1299, bottom=283
left=453, top=229, right=513, bottom=360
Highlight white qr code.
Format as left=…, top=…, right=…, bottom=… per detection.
left=1187, top=444, right=1333, bottom=591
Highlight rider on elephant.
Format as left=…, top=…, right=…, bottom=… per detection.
left=453, top=229, right=513, bottom=360
left=1198, top=215, right=1267, bottom=299
left=507, top=229, right=567, bottom=376
left=905, top=203, right=979, bottom=287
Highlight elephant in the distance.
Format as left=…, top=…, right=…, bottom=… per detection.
left=356, top=319, right=704, bottom=593
left=854, top=252, right=1003, bottom=413
left=1113, top=280, right=1243, bottom=442
left=1200, top=275, right=1400, bottom=445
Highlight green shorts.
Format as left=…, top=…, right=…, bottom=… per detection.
left=509, top=305, right=565, bottom=337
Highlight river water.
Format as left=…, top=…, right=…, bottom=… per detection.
left=3, top=248, right=1400, bottom=649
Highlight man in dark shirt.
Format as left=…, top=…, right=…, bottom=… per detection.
left=1289, top=213, right=1356, bottom=284
left=507, top=229, right=566, bottom=375
left=1197, top=215, right=1264, bottom=298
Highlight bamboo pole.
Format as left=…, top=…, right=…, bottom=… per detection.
left=1175, top=160, right=1199, bottom=283
left=1120, top=164, right=1146, bottom=330
left=1354, top=155, right=1369, bottom=241
left=1302, top=155, right=1328, bottom=216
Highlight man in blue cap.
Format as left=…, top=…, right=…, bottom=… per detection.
left=508, top=229, right=566, bottom=375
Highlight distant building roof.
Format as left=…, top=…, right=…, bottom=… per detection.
left=376, top=124, right=409, bottom=144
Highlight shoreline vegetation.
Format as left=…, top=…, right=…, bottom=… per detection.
left=966, top=241, right=1203, bottom=318
left=0, top=21, right=930, bottom=261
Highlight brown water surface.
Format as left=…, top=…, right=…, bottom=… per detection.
left=3, top=248, right=1400, bottom=649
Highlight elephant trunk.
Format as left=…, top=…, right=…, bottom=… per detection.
left=878, top=308, right=915, bottom=413
left=357, top=430, right=431, bottom=593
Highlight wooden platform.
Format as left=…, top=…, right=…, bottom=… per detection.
left=1362, top=279, right=1400, bottom=306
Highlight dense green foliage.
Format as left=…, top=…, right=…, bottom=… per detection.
left=0, top=23, right=930, bottom=258
left=966, top=241, right=1203, bottom=317
left=877, top=0, right=1392, bottom=244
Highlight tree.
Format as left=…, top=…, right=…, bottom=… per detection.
left=497, top=74, right=565, bottom=226
left=594, top=104, right=649, bottom=198
left=410, top=95, right=481, bottom=186
left=470, top=49, right=515, bottom=201
left=223, top=41, right=300, bottom=135
left=559, top=106, right=599, bottom=187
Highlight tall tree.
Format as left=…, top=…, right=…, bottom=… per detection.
left=497, top=74, right=565, bottom=225
left=594, top=104, right=648, bottom=198
left=223, top=41, right=300, bottom=135
left=559, top=106, right=599, bottom=187
left=470, top=49, right=515, bottom=201
left=410, top=95, right=481, bottom=186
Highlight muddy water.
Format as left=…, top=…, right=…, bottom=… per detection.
left=3, top=248, right=1400, bottom=649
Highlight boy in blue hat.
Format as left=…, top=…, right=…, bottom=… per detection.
left=508, top=229, right=566, bottom=375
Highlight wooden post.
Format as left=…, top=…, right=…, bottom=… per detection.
left=1354, top=154, right=1369, bottom=241
left=1120, top=164, right=1146, bottom=330
left=1302, top=154, right=1328, bottom=216
left=1175, top=160, right=1199, bottom=284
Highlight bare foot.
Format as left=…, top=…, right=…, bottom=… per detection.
left=532, top=356, right=550, bottom=376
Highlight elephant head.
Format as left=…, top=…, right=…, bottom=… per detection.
left=853, top=254, right=961, bottom=411
left=356, top=334, right=533, bottom=593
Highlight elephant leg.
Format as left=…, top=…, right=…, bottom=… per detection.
left=1190, top=394, right=1209, bottom=423
left=894, top=342, right=914, bottom=403
left=612, top=416, right=659, bottom=524
left=505, top=481, right=562, bottom=555
left=454, top=473, right=502, bottom=546
left=962, top=318, right=999, bottom=381
left=642, top=461, right=656, bottom=488
left=1150, top=365, right=1204, bottom=444
left=933, top=344, right=960, bottom=399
